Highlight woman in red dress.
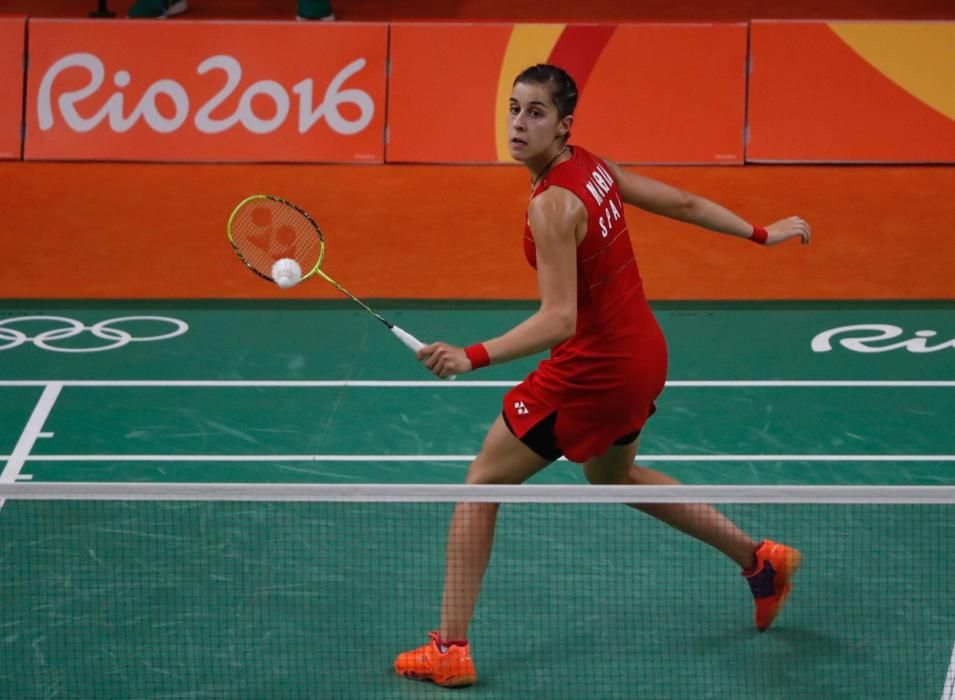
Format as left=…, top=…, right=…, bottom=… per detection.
left=395, top=64, right=811, bottom=688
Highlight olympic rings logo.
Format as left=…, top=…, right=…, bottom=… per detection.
left=0, top=316, right=189, bottom=353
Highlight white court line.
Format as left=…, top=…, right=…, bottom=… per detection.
left=5, top=454, right=955, bottom=463
left=0, top=380, right=954, bottom=388
left=2, top=382, right=61, bottom=483
left=0, top=382, right=62, bottom=508
left=943, top=640, right=955, bottom=700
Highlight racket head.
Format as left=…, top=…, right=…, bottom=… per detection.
left=227, top=194, right=326, bottom=283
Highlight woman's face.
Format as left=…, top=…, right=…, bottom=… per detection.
left=508, top=81, right=570, bottom=162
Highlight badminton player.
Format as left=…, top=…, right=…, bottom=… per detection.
left=395, top=64, right=811, bottom=688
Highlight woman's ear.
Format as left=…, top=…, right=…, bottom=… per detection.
left=559, top=114, right=574, bottom=138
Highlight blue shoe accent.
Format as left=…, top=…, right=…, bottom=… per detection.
left=745, top=560, right=778, bottom=598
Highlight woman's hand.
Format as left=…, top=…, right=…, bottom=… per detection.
left=765, top=216, right=812, bottom=246
left=417, top=342, right=471, bottom=378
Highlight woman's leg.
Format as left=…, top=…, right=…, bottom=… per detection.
left=439, top=414, right=552, bottom=640
left=583, top=439, right=757, bottom=569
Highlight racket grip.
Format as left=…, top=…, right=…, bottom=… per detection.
left=391, top=325, right=457, bottom=381
left=391, top=325, right=424, bottom=352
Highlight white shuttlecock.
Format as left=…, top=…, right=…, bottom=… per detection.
left=271, top=258, right=302, bottom=289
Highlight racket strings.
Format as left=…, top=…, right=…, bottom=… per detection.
left=229, top=197, right=324, bottom=280
left=229, top=194, right=391, bottom=327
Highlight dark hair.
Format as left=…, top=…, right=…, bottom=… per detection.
left=513, top=64, right=578, bottom=118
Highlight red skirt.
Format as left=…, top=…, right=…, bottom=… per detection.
left=502, top=320, right=668, bottom=463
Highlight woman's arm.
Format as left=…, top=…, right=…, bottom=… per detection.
left=418, top=188, right=584, bottom=378
left=602, top=158, right=811, bottom=246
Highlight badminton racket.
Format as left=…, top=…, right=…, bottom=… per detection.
left=227, top=194, right=453, bottom=378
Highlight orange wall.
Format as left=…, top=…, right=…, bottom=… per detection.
left=388, top=23, right=747, bottom=164
left=6, top=19, right=955, bottom=164
left=3, top=18, right=954, bottom=301
left=748, top=21, right=955, bottom=162
left=0, top=17, right=26, bottom=160
left=25, top=20, right=388, bottom=162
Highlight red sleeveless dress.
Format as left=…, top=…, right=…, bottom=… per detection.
left=502, top=146, right=668, bottom=462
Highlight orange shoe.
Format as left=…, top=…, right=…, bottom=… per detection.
left=395, top=631, right=477, bottom=687
left=743, top=540, right=802, bottom=631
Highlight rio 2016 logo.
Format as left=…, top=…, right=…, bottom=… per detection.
left=811, top=324, right=955, bottom=353
left=37, top=53, right=374, bottom=136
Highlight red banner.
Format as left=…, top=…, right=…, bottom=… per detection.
left=0, top=17, right=26, bottom=160
left=388, top=22, right=747, bottom=164
left=24, top=19, right=388, bottom=162
left=748, top=21, right=955, bottom=162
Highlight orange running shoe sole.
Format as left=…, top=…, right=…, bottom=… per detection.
left=395, top=634, right=477, bottom=687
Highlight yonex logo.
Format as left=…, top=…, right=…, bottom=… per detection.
left=0, top=316, right=189, bottom=353
left=514, top=401, right=529, bottom=415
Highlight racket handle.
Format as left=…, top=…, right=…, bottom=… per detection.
left=390, top=325, right=457, bottom=381
left=391, top=324, right=424, bottom=352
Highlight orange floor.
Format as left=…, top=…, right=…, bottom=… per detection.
left=3, top=161, right=953, bottom=299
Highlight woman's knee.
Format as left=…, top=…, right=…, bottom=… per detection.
left=464, top=451, right=540, bottom=485
left=464, top=461, right=509, bottom=485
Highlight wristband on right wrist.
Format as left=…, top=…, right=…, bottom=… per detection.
left=464, top=343, right=490, bottom=370
left=750, top=225, right=768, bottom=245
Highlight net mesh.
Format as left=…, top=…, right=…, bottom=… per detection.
left=1, top=483, right=953, bottom=699
left=229, top=197, right=324, bottom=279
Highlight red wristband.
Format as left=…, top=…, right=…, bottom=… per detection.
left=464, top=343, right=490, bottom=370
left=750, top=225, right=768, bottom=245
